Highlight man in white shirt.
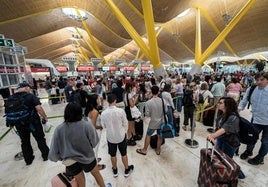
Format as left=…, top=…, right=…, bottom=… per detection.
left=101, top=94, right=134, bottom=177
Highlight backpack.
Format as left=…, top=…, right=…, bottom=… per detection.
left=239, top=116, right=259, bottom=144
left=198, top=91, right=206, bottom=104
left=247, top=85, right=257, bottom=109
left=4, top=93, right=32, bottom=127
left=73, top=90, right=82, bottom=106
left=183, top=90, right=194, bottom=106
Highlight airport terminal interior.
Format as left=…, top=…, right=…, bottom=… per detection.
left=0, top=90, right=268, bottom=187
left=0, top=0, right=268, bottom=187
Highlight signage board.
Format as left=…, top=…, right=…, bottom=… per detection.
left=123, top=66, right=135, bottom=71
left=30, top=67, right=50, bottom=72
left=102, top=66, right=109, bottom=71
left=0, top=38, right=14, bottom=47
left=77, top=66, right=94, bottom=72
left=56, top=66, right=68, bottom=72
left=141, top=66, right=151, bottom=71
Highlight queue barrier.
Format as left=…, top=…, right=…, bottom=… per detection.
left=0, top=95, right=216, bottom=142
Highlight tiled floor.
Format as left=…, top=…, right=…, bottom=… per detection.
left=0, top=89, right=267, bottom=187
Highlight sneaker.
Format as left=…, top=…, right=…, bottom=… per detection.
left=133, top=134, right=142, bottom=141
left=26, top=155, right=35, bottom=166
left=106, top=183, right=112, bottom=187
left=112, top=167, right=118, bottom=178
left=14, top=152, right=24, bottom=161
left=248, top=157, right=264, bottom=165
left=127, top=139, right=137, bottom=146
left=240, top=150, right=253, bottom=160
left=124, top=165, right=134, bottom=177
left=238, top=171, right=246, bottom=179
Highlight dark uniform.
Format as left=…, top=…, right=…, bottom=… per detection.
left=14, top=92, right=49, bottom=165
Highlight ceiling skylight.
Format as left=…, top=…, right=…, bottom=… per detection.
left=62, top=8, right=88, bottom=21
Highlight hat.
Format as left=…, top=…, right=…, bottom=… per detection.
left=18, top=82, right=32, bottom=89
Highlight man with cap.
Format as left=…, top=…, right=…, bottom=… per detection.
left=11, top=82, right=50, bottom=165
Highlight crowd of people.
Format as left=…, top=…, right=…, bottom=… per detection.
left=7, top=70, right=268, bottom=186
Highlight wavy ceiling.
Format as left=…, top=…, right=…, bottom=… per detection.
left=0, top=0, right=268, bottom=66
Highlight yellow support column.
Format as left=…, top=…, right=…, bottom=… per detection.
left=105, top=0, right=152, bottom=61
left=191, top=8, right=203, bottom=75
left=141, top=0, right=161, bottom=68
left=75, top=27, right=98, bottom=57
left=141, top=0, right=166, bottom=77
left=199, top=8, right=237, bottom=57
left=75, top=9, right=105, bottom=64
left=198, top=0, right=255, bottom=65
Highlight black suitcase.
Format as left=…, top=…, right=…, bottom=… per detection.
left=50, top=94, right=59, bottom=104
left=203, top=107, right=216, bottom=126
left=173, top=116, right=180, bottom=136
left=150, top=135, right=165, bottom=149
left=135, top=119, right=144, bottom=140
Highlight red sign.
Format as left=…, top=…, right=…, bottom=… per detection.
left=0, top=67, right=25, bottom=73
left=141, top=66, right=150, bottom=71
left=56, top=66, right=68, bottom=72
left=109, top=66, right=116, bottom=71
left=77, top=66, right=94, bottom=72
left=123, top=66, right=135, bottom=71
left=30, top=67, right=50, bottom=72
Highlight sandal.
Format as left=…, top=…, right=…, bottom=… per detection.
left=97, top=158, right=102, bottom=162
left=155, top=150, right=161, bottom=155
left=136, top=149, right=146, bottom=155
left=98, top=164, right=106, bottom=170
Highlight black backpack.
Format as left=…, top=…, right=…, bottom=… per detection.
left=239, top=116, right=259, bottom=144
left=73, top=90, right=82, bottom=106
left=198, top=91, right=206, bottom=104
left=247, top=85, right=257, bottom=109
left=183, top=90, right=194, bottom=106
left=4, top=93, right=32, bottom=127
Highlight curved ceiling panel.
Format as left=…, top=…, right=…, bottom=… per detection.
left=0, top=0, right=267, bottom=67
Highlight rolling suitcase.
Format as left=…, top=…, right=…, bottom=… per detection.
left=135, top=119, right=144, bottom=140
left=197, top=141, right=240, bottom=187
left=150, top=134, right=165, bottom=149
left=203, top=107, right=216, bottom=126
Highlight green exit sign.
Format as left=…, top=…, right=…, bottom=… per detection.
left=0, top=38, right=14, bottom=47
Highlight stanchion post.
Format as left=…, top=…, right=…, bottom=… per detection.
left=185, top=110, right=199, bottom=148
left=207, top=104, right=219, bottom=133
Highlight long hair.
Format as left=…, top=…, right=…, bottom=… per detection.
left=85, top=94, right=99, bottom=116
left=64, top=102, right=83, bottom=123
left=220, top=97, right=239, bottom=123
left=125, top=82, right=133, bottom=93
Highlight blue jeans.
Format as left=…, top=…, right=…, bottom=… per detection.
left=174, top=94, right=183, bottom=112
left=167, top=106, right=174, bottom=126
left=246, top=124, right=268, bottom=161
left=216, top=137, right=238, bottom=158
left=217, top=137, right=245, bottom=179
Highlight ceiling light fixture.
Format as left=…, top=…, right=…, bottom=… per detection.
left=62, top=8, right=88, bottom=21
left=222, top=13, right=232, bottom=22
left=176, top=8, right=191, bottom=18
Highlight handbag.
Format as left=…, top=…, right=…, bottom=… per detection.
left=130, top=106, right=142, bottom=119
left=126, top=93, right=141, bottom=119
left=51, top=172, right=78, bottom=187
left=160, top=98, right=175, bottom=139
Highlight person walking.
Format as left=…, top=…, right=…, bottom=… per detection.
left=238, top=72, right=268, bottom=165
left=101, top=94, right=134, bottom=178
left=48, top=102, right=107, bottom=187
